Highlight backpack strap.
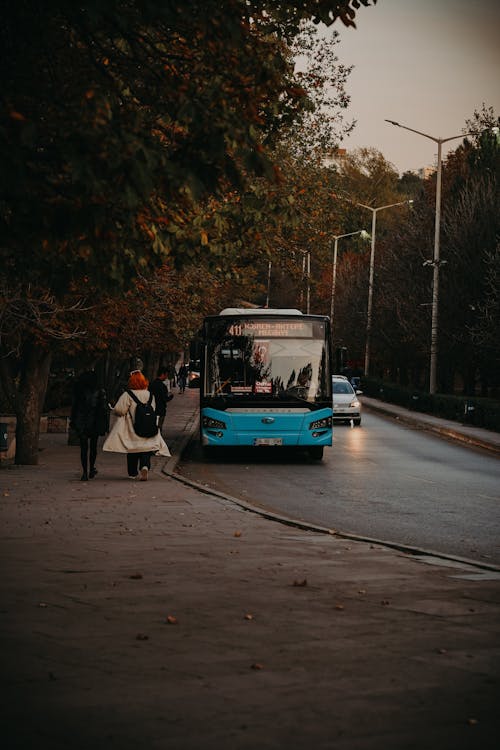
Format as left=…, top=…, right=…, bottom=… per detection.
left=127, top=389, right=154, bottom=406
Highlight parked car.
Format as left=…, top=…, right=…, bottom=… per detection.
left=188, top=359, right=201, bottom=388
left=332, top=375, right=362, bottom=425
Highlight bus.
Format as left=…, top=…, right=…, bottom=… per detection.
left=200, top=308, right=333, bottom=459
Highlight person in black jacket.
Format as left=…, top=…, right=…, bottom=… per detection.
left=70, top=370, right=108, bottom=480
left=149, top=367, right=173, bottom=434
left=177, top=363, right=188, bottom=393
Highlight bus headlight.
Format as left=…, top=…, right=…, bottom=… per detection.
left=202, top=416, right=227, bottom=430
left=309, top=416, right=332, bottom=430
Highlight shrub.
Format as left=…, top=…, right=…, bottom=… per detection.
left=360, top=377, right=500, bottom=432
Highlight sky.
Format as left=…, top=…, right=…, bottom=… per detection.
left=330, top=0, right=500, bottom=174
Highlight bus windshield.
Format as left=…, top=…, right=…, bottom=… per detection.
left=204, top=316, right=331, bottom=403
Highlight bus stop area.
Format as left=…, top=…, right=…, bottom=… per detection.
left=1, top=387, right=500, bottom=749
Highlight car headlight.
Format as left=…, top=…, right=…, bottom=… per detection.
left=202, top=416, right=227, bottom=430
left=309, top=416, right=332, bottom=430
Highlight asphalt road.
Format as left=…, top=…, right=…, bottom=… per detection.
left=180, top=410, right=500, bottom=566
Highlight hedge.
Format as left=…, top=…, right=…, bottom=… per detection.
left=360, top=377, right=500, bottom=433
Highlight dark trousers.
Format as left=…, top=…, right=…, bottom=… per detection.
left=80, top=436, right=98, bottom=473
left=127, top=452, right=152, bottom=477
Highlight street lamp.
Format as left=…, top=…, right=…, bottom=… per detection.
left=330, top=230, right=369, bottom=328
left=265, top=260, right=272, bottom=307
left=385, top=119, right=473, bottom=394
left=357, top=199, right=413, bottom=377
left=298, top=250, right=311, bottom=313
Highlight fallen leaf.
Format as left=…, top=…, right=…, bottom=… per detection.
left=251, top=663, right=263, bottom=670
left=129, top=573, right=143, bottom=579
left=335, top=604, right=344, bottom=610
left=244, top=613, right=254, bottom=620
left=358, top=589, right=366, bottom=595
left=136, top=633, right=149, bottom=641
left=293, top=579, right=307, bottom=587
left=166, top=615, right=178, bottom=625
left=234, top=530, right=242, bottom=538
left=381, top=600, right=390, bottom=606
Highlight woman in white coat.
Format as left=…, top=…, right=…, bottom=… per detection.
left=103, top=370, right=170, bottom=480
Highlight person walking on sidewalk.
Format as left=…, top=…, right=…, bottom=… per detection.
left=103, top=370, right=170, bottom=480
left=70, top=370, right=109, bottom=481
left=149, top=367, right=174, bottom=434
left=177, top=363, right=188, bottom=393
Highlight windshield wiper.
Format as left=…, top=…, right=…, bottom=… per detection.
left=280, top=387, right=310, bottom=403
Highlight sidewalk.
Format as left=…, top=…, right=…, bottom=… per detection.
left=361, top=395, right=500, bottom=456
left=1, top=388, right=499, bottom=749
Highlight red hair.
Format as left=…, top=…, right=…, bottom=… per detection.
left=128, top=372, right=149, bottom=390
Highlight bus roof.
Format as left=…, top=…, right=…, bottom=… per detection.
left=219, top=308, right=303, bottom=316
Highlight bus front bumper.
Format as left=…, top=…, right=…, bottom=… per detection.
left=201, top=407, right=333, bottom=448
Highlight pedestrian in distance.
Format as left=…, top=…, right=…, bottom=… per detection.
left=177, top=363, right=188, bottom=394
left=149, top=366, right=174, bottom=434
left=70, top=370, right=109, bottom=481
left=103, top=369, right=170, bottom=481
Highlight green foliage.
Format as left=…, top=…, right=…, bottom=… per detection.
left=1, top=0, right=375, bottom=298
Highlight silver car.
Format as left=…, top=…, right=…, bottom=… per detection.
left=332, top=376, right=362, bottom=426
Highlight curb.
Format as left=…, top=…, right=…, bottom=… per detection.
left=163, top=411, right=200, bottom=474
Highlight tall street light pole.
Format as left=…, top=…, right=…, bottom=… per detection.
left=265, top=260, right=272, bottom=307
left=385, top=119, right=474, bottom=394
left=358, top=200, right=413, bottom=377
left=297, top=250, right=311, bottom=313
left=330, top=230, right=368, bottom=329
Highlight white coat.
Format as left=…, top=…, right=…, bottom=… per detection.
left=103, top=389, right=171, bottom=456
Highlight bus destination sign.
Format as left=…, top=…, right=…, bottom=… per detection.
left=228, top=319, right=315, bottom=338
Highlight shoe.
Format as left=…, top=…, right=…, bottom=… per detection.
left=139, top=466, right=149, bottom=482
left=89, top=467, right=98, bottom=479
left=81, top=471, right=88, bottom=481
left=128, top=474, right=138, bottom=480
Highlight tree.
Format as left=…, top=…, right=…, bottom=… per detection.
left=323, top=148, right=408, bottom=365
left=356, top=106, right=499, bottom=393
left=1, top=0, right=377, bottom=462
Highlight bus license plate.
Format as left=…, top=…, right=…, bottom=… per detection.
left=254, top=438, right=282, bottom=446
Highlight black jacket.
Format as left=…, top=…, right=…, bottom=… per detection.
left=70, top=387, right=108, bottom=438
left=149, top=378, right=171, bottom=417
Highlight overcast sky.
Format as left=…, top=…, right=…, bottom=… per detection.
left=331, top=0, right=500, bottom=174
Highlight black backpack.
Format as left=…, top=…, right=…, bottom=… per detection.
left=126, top=390, right=158, bottom=438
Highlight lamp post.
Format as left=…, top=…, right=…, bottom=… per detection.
left=297, top=250, right=311, bottom=313
left=265, top=260, right=272, bottom=307
left=330, top=230, right=368, bottom=329
left=385, top=119, right=474, bottom=394
left=357, top=199, right=413, bottom=377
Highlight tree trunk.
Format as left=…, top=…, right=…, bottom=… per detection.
left=15, top=341, right=52, bottom=465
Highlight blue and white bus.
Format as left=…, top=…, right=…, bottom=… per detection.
left=200, top=308, right=333, bottom=459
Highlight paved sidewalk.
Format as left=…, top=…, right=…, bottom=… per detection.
left=1, top=388, right=500, bottom=749
left=361, top=396, right=500, bottom=456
